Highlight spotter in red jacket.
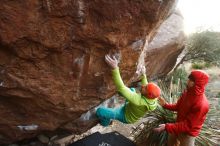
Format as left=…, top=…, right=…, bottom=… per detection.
left=164, top=70, right=209, bottom=136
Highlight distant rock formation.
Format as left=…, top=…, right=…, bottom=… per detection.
left=146, top=10, right=185, bottom=78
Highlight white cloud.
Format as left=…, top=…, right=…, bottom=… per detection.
left=177, top=0, right=220, bottom=34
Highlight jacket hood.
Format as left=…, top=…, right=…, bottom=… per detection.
left=188, top=70, right=209, bottom=95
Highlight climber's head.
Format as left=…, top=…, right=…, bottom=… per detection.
left=141, top=82, right=161, bottom=99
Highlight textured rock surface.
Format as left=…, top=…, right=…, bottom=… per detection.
left=0, top=0, right=178, bottom=144
left=146, top=10, right=185, bottom=78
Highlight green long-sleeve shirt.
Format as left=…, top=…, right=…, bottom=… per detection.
left=112, top=67, right=157, bottom=123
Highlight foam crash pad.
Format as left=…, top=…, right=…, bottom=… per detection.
left=68, top=131, right=136, bottom=146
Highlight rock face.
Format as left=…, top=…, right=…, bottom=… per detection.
left=146, top=10, right=185, bottom=78
left=0, top=0, right=179, bottom=144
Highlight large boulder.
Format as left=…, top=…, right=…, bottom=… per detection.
left=146, top=10, right=185, bottom=78
left=0, top=0, right=179, bottom=143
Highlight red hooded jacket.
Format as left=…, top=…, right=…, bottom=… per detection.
left=164, top=70, right=209, bottom=136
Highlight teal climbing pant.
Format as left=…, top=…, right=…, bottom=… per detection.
left=96, top=88, right=136, bottom=126
left=96, top=104, right=127, bottom=126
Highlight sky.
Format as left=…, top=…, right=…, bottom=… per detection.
left=177, top=0, right=220, bottom=34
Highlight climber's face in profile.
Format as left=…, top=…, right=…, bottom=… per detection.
left=141, top=85, right=148, bottom=96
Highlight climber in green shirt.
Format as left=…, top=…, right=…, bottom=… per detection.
left=96, top=54, right=161, bottom=126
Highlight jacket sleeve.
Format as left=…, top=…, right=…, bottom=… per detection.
left=163, top=93, right=184, bottom=111
left=163, top=103, right=178, bottom=111
left=112, top=68, right=142, bottom=105
left=165, top=105, right=204, bottom=135
left=141, top=74, right=148, bottom=86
